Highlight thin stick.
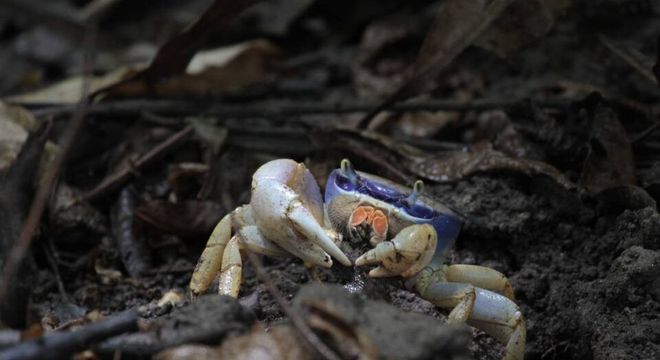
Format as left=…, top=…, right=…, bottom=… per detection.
left=0, top=23, right=97, bottom=305
left=27, top=98, right=574, bottom=119
left=245, top=252, right=341, bottom=360
left=80, top=126, right=194, bottom=202
left=0, top=310, right=138, bottom=360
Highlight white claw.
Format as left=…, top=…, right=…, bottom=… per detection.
left=289, top=202, right=351, bottom=266
left=356, top=224, right=437, bottom=278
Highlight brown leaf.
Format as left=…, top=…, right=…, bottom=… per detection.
left=580, top=102, right=636, bottom=193
left=397, top=0, right=514, bottom=100
left=101, top=0, right=260, bottom=98
left=216, top=325, right=312, bottom=360
left=475, top=0, right=554, bottom=58
left=107, top=39, right=281, bottom=98
left=313, top=128, right=574, bottom=189
left=135, top=200, right=224, bottom=238
left=304, top=300, right=379, bottom=360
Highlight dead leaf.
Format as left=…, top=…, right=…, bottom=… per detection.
left=475, top=0, right=554, bottom=58
left=352, top=15, right=422, bottom=99
left=304, top=300, right=379, bottom=360
left=135, top=200, right=224, bottom=238
left=7, top=67, right=134, bottom=104
left=216, top=324, right=311, bottom=360
left=313, top=128, right=574, bottom=189
left=359, top=0, right=559, bottom=127
left=600, top=35, right=657, bottom=85
left=103, top=0, right=260, bottom=98
left=580, top=101, right=636, bottom=193
left=0, top=103, right=35, bottom=170
left=399, top=0, right=515, bottom=100
left=107, top=39, right=281, bottom=98
left=154, top=345, right=220, bottom=360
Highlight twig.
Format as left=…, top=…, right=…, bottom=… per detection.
left=42, top=239, right=69, bottom=302
left=80, top=126, right=194, bottom=202
left=0, top=310, right=139, bottom=360
left=0, top=21, right=97, bottom=305
left=26, top=98, right=573, bottom=119
left=245, top=252, right=341, bottom=360
left=111, top=187, right=153, bottom=277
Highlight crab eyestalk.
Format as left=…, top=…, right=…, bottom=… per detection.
left=406, top=180, right=424, bottom=204
left=340, top=158, right=359, bottom=185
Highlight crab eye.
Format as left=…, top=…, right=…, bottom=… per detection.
left=340, top=159, right=359, bottom=186
left=406, top=180, right=424, bottom=205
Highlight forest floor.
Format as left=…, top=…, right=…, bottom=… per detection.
left=0, top=1, right=659, bottom=359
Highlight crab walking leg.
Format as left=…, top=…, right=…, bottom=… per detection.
left=446, top=264, right=515, bottom=300
left=189, top=213, right=232, bottom=297
left=288, top=200, right=351, bottom=266
left=218, top=235, right=242, bottom=297
left=414, top=277, right=526, bottom=360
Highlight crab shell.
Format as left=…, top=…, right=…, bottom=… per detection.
left=324, top=168, right=461, bottom=259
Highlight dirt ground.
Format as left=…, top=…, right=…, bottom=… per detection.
left=1, top=1, right=660, bottom=359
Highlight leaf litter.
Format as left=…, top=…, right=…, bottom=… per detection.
left=0, top=1, right=659, bottom=360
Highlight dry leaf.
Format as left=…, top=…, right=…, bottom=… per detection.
left=103, top=0, right=260, bottom=97
left=7, top=67, right=134, bottom=104
left=580, top=101, right=636, bottom=193
left=313, top=128, right=574, bottom=189
left=304, top=300, right=379, bottom=360
left=154, top=345, right=220, bottom=360
left=216, top=325, right=311, bottom=360
left=0, top=103, right=36, bottom=170
left=107, top=39, right=281, bottom=98
left=475, top=0, right=554, bottom=58
left=135, top=200, right=224, bottom=238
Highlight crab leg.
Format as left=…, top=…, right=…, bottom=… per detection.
left=189, top=213, right=232, bottom=297
left=446, top=264, right=515, bottom=300
left=218, top=235, right=242, bottom=297
left=416, top=278, right=525, bottom=360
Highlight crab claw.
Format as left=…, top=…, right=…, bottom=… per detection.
left=250, top=159, right=351, bottom=268
left=288, top=201, right=351, bottom=266
left=356, top=224, right=437, bottom=278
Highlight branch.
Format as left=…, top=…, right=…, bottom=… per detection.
left=27, top=98, right=573, bottom=120
left=0, top=310, right=139, bottom=360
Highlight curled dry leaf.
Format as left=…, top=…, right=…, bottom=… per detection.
left=353, top=15, right=422, bottom=99
left=7, top=68, right=132, bottom=104
left=580, top=101, right=636, bottom=194
left=104, top=39, right=281, bottom=98
left=112, top=187, right=154, bottom=278
left=474, top=0, right=554, bottom=58
left=102, top=0, right=261, bottom=98
left=49, top=183, right=107, bottom=241
left=0, top=102, right=38, bottom=170
left=313, top=128, right=574, bottom=189
left=359, top=0, right=559, bottom=126
left=135, top=200, right=224, bottom=238
left=304, top=300, right=379, bottom=360
left=154, top=345, right=220, bottom=360
left=217, top=325, right=312, bottom=360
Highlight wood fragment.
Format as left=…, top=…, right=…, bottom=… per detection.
left=80, top=126, right=194, bottom=202
left=0, top=310, right=139, bottom=360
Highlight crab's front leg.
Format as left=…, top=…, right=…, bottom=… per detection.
left=355, top=223, right=437, bottom=277
left=409, top=266, right=525, bottom=360
left=354, top=223, right=525, bottom=360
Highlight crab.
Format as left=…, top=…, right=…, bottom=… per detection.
left=189, top=158, right=526, bottom=360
